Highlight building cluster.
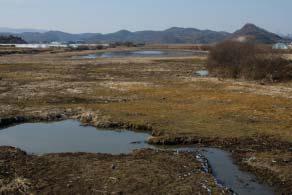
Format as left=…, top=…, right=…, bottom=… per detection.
left=272, top=42, right=292, bottom=50
left=0, top=42, right=110, bottom=49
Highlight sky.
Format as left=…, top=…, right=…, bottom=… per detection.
left=0, top=0, right=291, bottom=34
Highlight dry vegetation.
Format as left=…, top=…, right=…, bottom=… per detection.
left=207, top=41, right=292, bottom=81
left=0, top=147, right=227, bottom=194
left=0, top=47, right=291, bottom=193
left=0, top=47, right=291, bottom=141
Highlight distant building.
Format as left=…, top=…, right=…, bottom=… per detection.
left=272, top=43, right=289, bottom=50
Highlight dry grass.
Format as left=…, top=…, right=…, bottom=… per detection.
left=0, top=47, right=291, bottom=142
left=1, top=47, right=292, bottom=193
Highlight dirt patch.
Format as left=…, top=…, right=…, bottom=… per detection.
left=0, top=147, right=227, bottom=194
left=187, top=77, right=292, bottom=99
left=99, top=81, right=154, bottom=91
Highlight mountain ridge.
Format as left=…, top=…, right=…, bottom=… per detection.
left=0, top=24, right=289, bottom=44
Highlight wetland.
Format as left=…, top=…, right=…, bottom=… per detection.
left=0, top=46, right=291, bottom=194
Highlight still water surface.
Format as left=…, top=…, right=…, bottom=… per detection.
left=0, top=120, right=274, bottom=195
left=0, top=120, right=152, bottom=154
left=78, top=50, right=206, bottom=59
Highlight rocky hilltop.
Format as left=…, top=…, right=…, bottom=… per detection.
left=229, top=23, right=285, bottom=44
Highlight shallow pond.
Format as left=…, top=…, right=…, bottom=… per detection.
left=195, top=70, right=209, bottom=77
left=77, top=50, right=206, bottom=59
left=0, top=120, right=274, bottom=194
left=0, top=120, right=152, bottom=154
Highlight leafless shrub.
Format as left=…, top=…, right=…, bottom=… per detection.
left=207, top=41, right=292, bottom=81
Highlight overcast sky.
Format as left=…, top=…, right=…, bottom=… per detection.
left=0, top=0, right=291, bottom=34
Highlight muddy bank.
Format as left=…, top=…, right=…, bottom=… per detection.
left=149, top=135, right=292, bottom=194
left=0, top=109, right=77, bottom=129
left=74, top=111, right=291, bottom=151
left=0, top=109, right=153, bottom=132
left=233, top=151, right=292, bottom=195
left=0, top=115, right=64, bottom=129
left=0, top=146, right=228, bottom=194
left=75, top=112, right=291, bottom=150
left=1, top=111, right=291, bottom=194
left=148, top=134, right=292, bottom=151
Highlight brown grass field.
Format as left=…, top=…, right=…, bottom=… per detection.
left=0, top=46, right=291, bottom=193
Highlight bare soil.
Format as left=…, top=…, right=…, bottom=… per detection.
left=0, top=147, right=228, bottom=194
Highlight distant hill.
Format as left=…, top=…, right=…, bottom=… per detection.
left=0, top=35, right=26, bottom=44
left=0, top=24, right=288, bottom=44
left=228, top=23, right=285, bottom=44
left=18, top=31, right=99, bottom=43
left=285, top=34, right=292, bottom=40
left=1, top=28, right=230, bottom=44
left=87, top=28, right=231, bottom=44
